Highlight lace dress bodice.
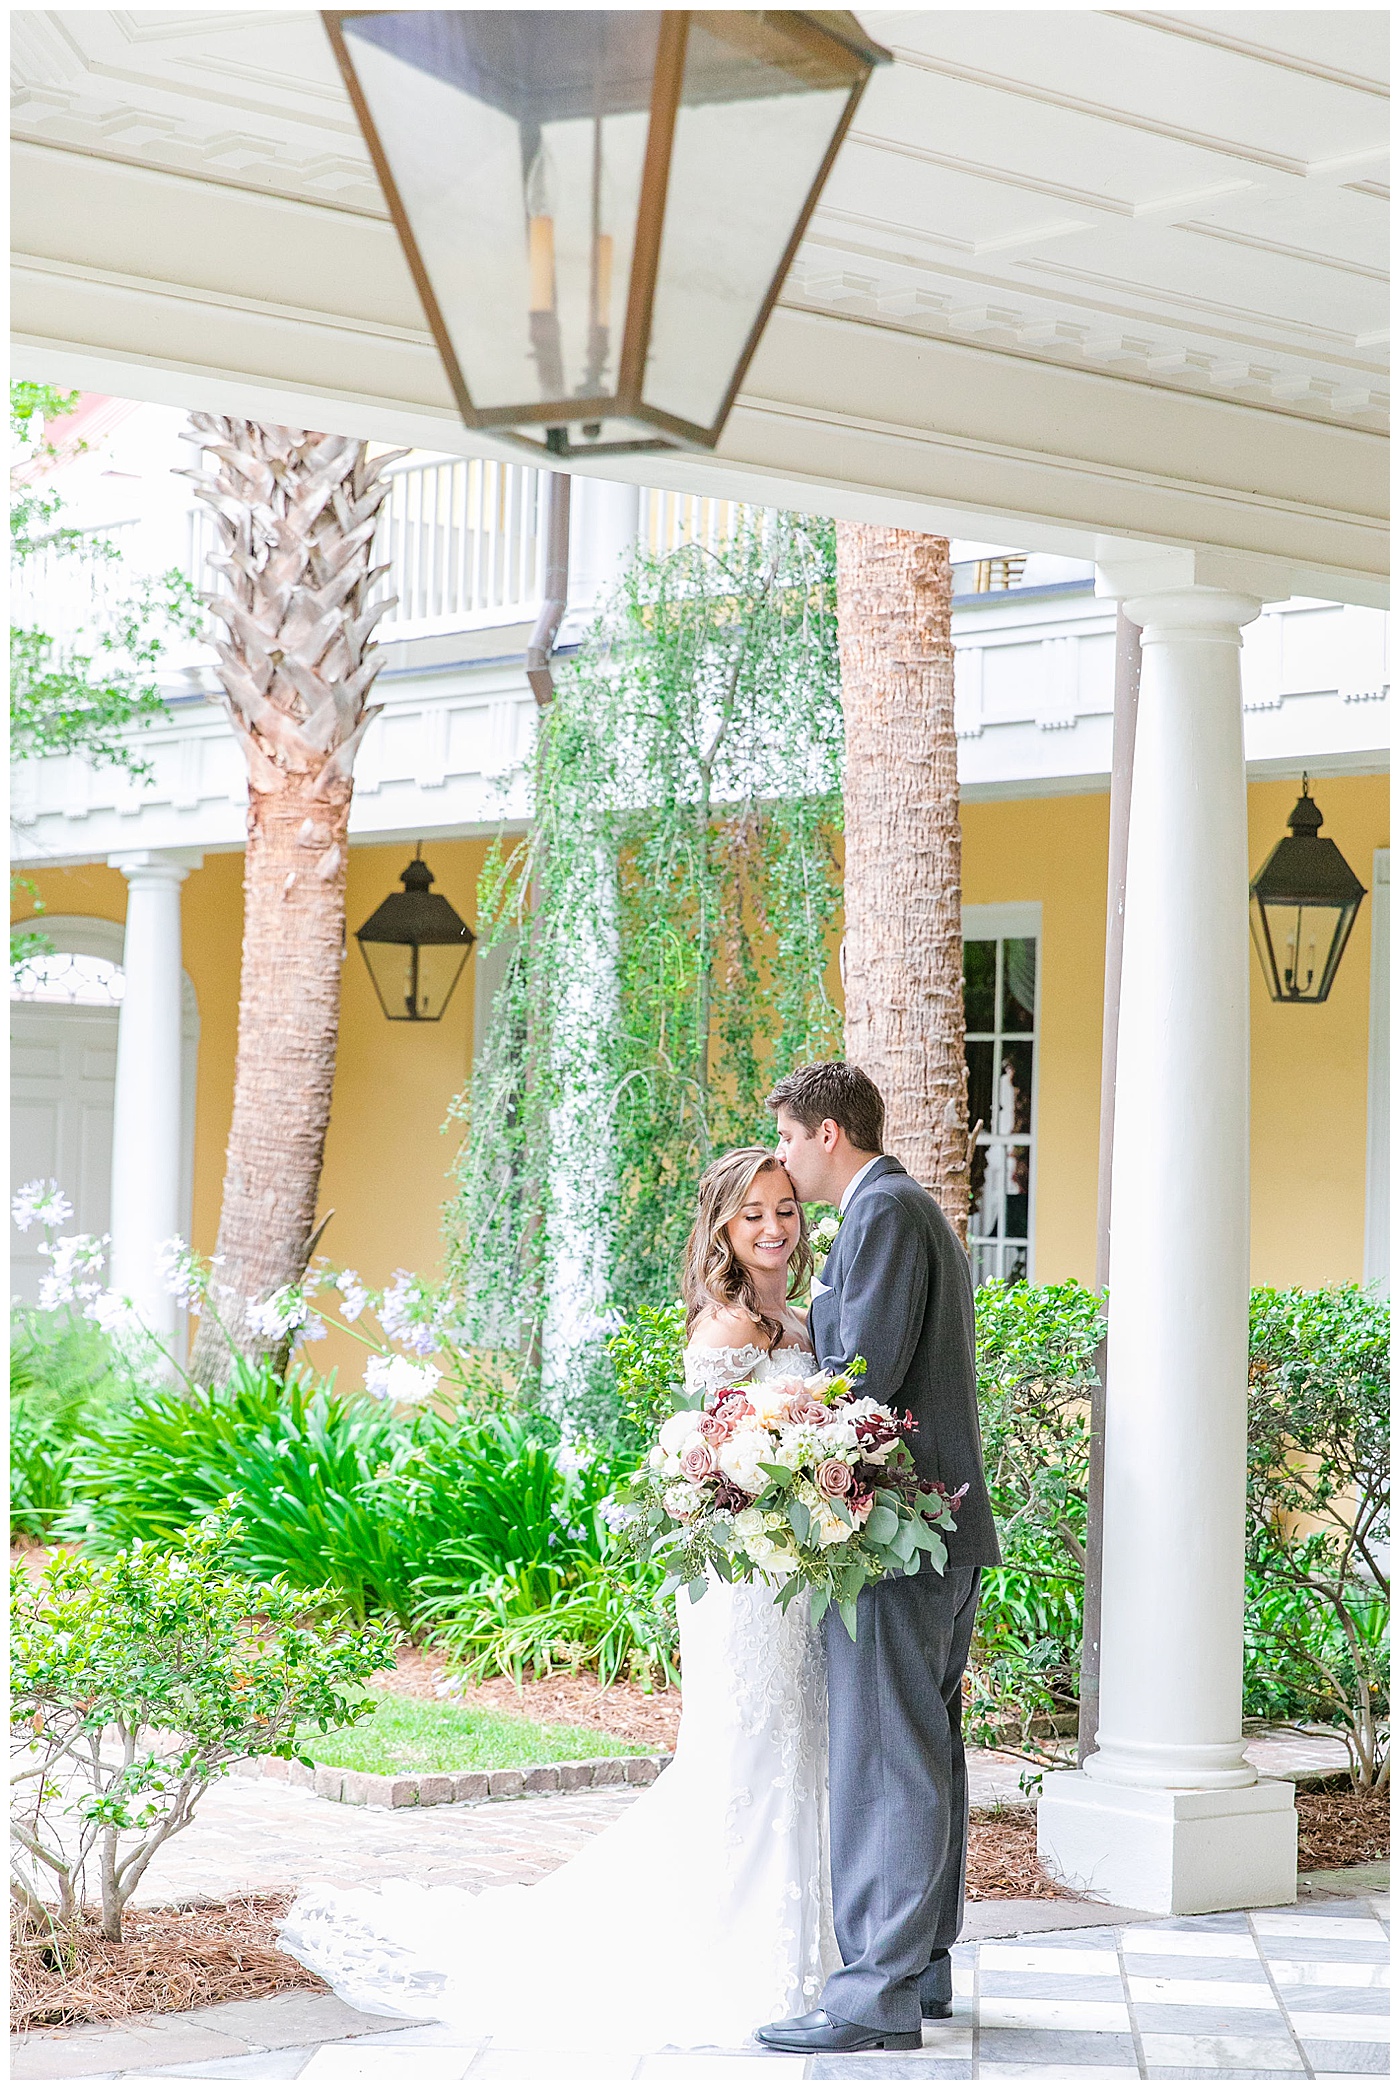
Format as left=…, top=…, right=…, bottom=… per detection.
left=684, top=1337, right=817, bottom=1396
left=279, top=1334, right=835, bottom=2050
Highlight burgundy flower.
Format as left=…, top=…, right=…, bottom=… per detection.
left=816, top=1457, right=854, bottom=1500
left=711, top=1480, right=750, bottom=1514
left=849, top=1486, right=875, bottom=1518
left=680, top=1440, right=716, bottom=1483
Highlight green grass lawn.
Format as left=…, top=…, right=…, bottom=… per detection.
left=301, top=1692, right=648, bottom=1776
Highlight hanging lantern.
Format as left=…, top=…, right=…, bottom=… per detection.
left=323, top=9, right=889, bottom=458
left=1249, top=778, right=1366, bottom=1004
left=355, top=850, right=476, bottom=1021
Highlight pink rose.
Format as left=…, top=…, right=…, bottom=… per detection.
left=698, top=1412, right=734, bottom=1446
left=816, top=1458, right=854, bottom=1500
left=680, top=1441, right=716, bottom=1483
left=711, top=1392, right=754, bottom=1421
left=790, top=1396, right=830, bottom=1427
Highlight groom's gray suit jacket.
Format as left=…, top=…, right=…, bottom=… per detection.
left=808, top=1156, right=1000, bottom=1569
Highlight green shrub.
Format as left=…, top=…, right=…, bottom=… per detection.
left=10, top=1308, right=124, bottom=1541
left=1244, top=1284, right=1389, bottom=1785
left=11, top=1509, right=394, bottom=1940
left=403, top=1412, right=677, bottom=1685
left=65, top=1359, right=420, bottom=1623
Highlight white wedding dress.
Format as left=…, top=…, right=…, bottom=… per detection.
left=279, top=1342, right=838, bottom=2050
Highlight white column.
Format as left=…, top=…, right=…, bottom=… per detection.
left=1038, top=558, right=1297, bottom=1915
left=108, top=851, right=199, bottom=1341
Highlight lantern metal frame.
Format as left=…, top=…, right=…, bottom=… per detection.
left=1248, top=778, right=1367, bottom=1006
left=354, top=848, right=477, bottom=1023
left=322, top=9, right=889, bottom=459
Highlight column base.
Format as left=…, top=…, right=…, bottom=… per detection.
left=1037, top=1770, right=1297, bottom=1915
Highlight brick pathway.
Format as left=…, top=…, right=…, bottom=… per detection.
left=133, top=1728, right=1350, bottom=1908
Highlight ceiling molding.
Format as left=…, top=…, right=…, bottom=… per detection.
left=1109, top=13, right=1389, bottom=99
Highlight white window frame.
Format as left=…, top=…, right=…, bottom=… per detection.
left=1364, top=849, right=1389, bottom=1292
left=961, top=901, right=1043, bottom=1285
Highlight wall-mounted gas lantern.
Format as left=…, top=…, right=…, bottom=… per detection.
left=355, top=849, right=476, bottom=1021
left=1249, top=778, right=1366, bottom=1004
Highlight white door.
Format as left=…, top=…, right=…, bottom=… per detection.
left=10, top=1004, right=120, bottom=1301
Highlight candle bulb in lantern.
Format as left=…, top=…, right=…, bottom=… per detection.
left=593, top=231, right=614, bottom=330
left=528, top=213, right=556, bottom=314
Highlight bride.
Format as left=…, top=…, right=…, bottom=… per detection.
left=280, top=1147, right=837, bottom=2050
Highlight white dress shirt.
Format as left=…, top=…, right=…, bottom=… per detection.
left=838, top=1156, right=882, bottom=1214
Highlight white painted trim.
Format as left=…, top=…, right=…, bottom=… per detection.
left=961, top=902, right=1042, bottom=1284
left=1364, top=848, right=1389, bottom=1292
left=962, top=901, right=1043, bottom=941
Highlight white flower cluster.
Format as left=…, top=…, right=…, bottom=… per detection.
left=156, top=1236, right=205, bottom=1308
left=37, top=1232, right=109, bottom=1313
left=364, top=1353, right=441, bottom=1406
left=809, top=1213, right=842, bottom=1254
left=246, top=1285, right=326, bottom=1345
left=335, top=1269, right=369, bottom=1322
left=12, top=1180, right=73, bottom=1234
left=377, top=1271, right=450, bottom=1356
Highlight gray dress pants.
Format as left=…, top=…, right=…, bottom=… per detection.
left=819, top=1565, right=982, bottom=2033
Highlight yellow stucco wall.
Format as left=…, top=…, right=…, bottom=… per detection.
left=1246, top=774, right=1387, bottom=1286
left=16, top=842, right=488, bottom=1388
left=961, top=772, right=1388, bottom=1285
left=16, top=776, right=1386, bottom=1342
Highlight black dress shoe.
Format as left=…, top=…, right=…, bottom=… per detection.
left=755, top=2010, right=921, bottom=2053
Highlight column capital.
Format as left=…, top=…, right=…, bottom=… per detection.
left=1093, top=541, right=1296, bottom=608
left=109, top=849, right=204, bottom=883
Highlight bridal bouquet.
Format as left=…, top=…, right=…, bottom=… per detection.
left=625, top=1362, right=966, bottom=1638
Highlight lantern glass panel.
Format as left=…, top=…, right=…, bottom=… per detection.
left=1251, top=894, right=1360, bottom=1005
left=360, top=937, right=471, bottom=1023
left=341, top=11, right=660, bottom=416
left=642, top=17, right=854, bottom=429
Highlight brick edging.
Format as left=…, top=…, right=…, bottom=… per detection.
left=232, top=1750, right=673, bottom=1811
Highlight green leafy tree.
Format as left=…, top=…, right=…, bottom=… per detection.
left=448, top=515, right=844, bottom=1431
left=10, top=383, right=198, bottom=963
left=10, top=1509, right=395, bottom=1940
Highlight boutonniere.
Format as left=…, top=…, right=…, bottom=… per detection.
left=809, top=1210, right=841, bottom=1276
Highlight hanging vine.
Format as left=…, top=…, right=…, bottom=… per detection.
left=445, top=512, right=843, bottom=1431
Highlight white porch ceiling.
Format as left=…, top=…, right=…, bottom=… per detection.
left=10, top=8, right=1390, bottom=603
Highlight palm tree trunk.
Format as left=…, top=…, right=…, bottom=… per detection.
left=184, top=419, right=398, bottom=1383
left=836, top=523, right=969, bottom=1236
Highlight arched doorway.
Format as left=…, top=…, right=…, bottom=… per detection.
left=10, top=916, right=198, bottom=1305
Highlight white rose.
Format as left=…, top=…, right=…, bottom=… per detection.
left=659, top=1409, right=702, bottom=1456
left=732, top=1507, right=766, bottom=1542
left=647, top=1447, right=666, bottom=1470
left=819, top=1418, right=860, bottom=1455
left=815, top=1510, right=851, bottom=1548
left=717, top=1433, right=770, bottom=1494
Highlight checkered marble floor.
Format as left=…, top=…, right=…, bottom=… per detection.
left=40, top=1895, right=1391, bottom=2085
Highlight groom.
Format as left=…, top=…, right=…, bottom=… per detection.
left=757, top=1061, right=1000, bottom=2055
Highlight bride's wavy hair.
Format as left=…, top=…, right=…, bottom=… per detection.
left=681, top=1147, right=813, bottom=1350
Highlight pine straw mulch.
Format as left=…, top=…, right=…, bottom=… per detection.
left=967, top=1804, right=1062, bottom=1900
left=1296, top=1783, right=1390, bottom=1872
left=10, top=1894, right=328, bottom=2034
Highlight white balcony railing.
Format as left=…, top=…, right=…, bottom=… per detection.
left=12, top=519, right=141, bottom=656
left=374, top=455, right=548, bottom=637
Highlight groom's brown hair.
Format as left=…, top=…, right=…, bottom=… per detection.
left=766, top=1062, right=885, bottom=1155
